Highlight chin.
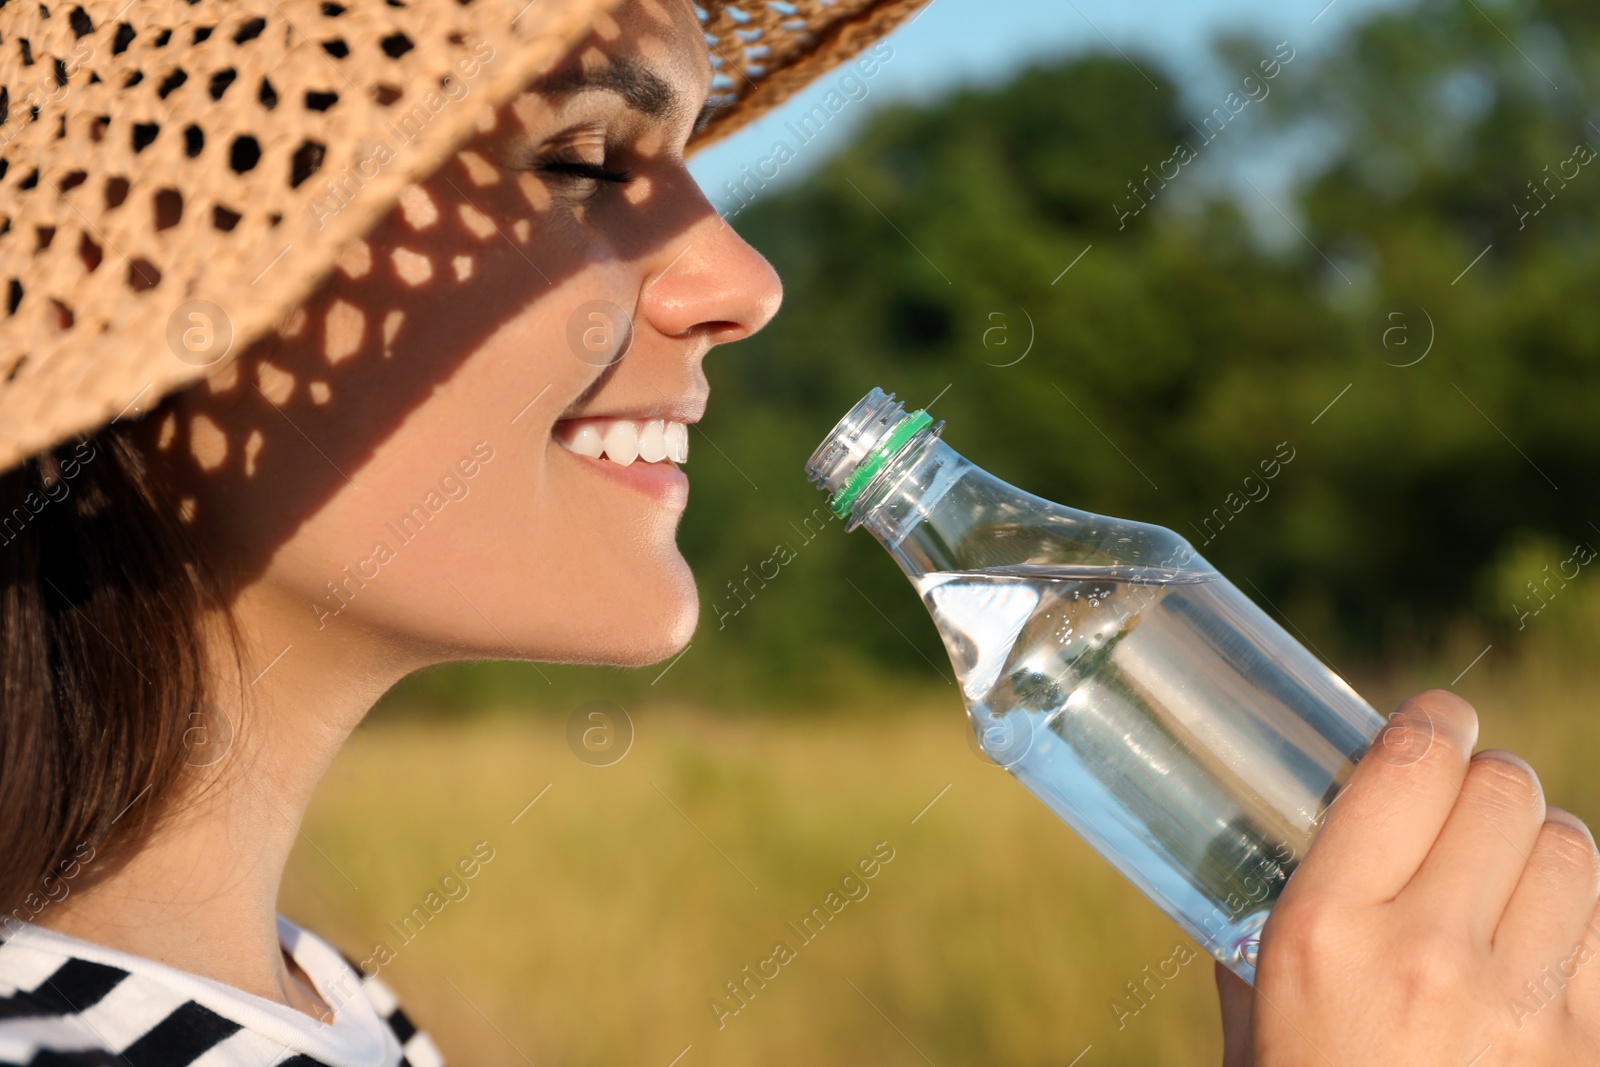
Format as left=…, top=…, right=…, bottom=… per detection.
left=640, top=564, right=700, bottom=663
left=588, top=559, right=699, bottom=667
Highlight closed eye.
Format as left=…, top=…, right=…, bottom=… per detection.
left=540, top=160, right=634, bottom=185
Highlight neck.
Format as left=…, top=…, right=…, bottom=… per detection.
left=34, top=579, right=421, bottom=1019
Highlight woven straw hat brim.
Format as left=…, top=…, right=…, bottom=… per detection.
left=0, top=0, right=927, bottom=474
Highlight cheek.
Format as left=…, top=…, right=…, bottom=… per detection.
left=409, top=440, right=699, bottom=666
left=270, top=380, right=697, bottom=666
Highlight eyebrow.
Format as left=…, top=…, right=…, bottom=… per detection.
left=536, top=57, right=707, bottom=124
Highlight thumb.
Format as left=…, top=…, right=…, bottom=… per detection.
left=1215, top=961, right=1254, bottom=1067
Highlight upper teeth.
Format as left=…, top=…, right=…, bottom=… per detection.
left=557, top=419, right=689, bottom=466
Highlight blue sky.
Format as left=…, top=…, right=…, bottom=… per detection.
left=689, top=0, right=1411, bottom=213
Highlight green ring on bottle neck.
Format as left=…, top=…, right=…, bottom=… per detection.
left=829, top=410, right=933, bottom=520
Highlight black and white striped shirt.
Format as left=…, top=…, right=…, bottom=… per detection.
left=0, top=917, right=444, bottom=1066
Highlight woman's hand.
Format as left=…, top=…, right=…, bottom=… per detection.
left=1217, top=689, right=1600, bottom=1066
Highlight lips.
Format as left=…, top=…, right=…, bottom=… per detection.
left=554, top=417, right=690, bottom=466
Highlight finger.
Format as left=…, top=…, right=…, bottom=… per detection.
left=1498, top=809, right=1600, bottom=1004
left=1215, top=961, right=1254, bottom=1067
left=1290, top=690, right=1478, bottom=905
left=1401, top=751, right=1546, bottom=943
left=1560, top=896, right=1600, bottom=1022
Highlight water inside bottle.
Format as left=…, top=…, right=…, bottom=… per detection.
left=916, top=563, right=1376, bottom=979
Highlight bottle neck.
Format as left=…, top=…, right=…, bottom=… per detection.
left=806, top=387, right=1205, bottom=582
left=852, top=430, right=973, bottom=577
left=803, top=388, right=970, bottom=577
left=857, top=433, right=1207, bottom=583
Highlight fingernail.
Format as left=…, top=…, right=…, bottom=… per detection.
left=1547, top=807, right=1595, bottom=840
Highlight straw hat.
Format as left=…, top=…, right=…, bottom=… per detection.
left=0, top=0, right=925, bottom=473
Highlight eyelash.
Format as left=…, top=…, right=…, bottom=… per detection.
left=539, top=160, right=634, bottom=186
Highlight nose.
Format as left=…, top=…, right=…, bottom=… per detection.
left=637, top=190, right=783, bottom=345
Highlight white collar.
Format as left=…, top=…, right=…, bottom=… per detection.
left=0, top=916, right=394, bottom=1067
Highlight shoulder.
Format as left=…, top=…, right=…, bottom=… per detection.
left=0, top=946, right=264, bottom=1066
left=0, top=940, right=140, bottom=1066
left=0, top=919, right=445, bottom=1067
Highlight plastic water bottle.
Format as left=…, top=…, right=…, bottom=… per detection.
left=806, top=388, right=1387, bottom=983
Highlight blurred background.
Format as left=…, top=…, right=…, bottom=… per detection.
left=281, top=0, right=1600, bottom=1062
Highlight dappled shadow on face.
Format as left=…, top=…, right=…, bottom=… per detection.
left=134, top=0, right=714, bottom=596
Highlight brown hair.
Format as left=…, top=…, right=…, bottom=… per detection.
left=0, top=420, right=235, bottom=927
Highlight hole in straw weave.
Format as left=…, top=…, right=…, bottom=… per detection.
left=127, top=259, right=161, bottom=292
left=229, top=136, right=261, bottom=173
left=212, top=205, right=241, bottom=232
left=209, top=68, right=237, bottom=99
left=112, top=23, right=135, bottom=53
left=79, top=232, right=102, bottom=271
left=380, top=32, right=414, bottom=57
left=234, top=17, right=266, bottom=43
left=258, top=77, right=277, bottom=109
left=154, top=189, right=183, bottom=230
left=103, top=176, right=128, bottom=209
left=156, top=68, right=188, bottom=98
left=290, top=141, right=325, bottom=188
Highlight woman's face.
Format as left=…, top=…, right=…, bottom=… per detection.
left=153, top=0, right=781, bottom=671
